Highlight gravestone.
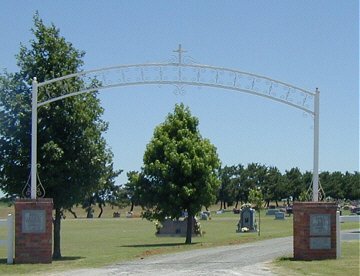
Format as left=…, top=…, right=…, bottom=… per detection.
left=275, top=211, right=285, bottom=220
left=266, top=208, right=280, bottom=216
left=237, top=207, right=257, bottom=232
left=156, top=217, right=200, bottom=236
left=200, top=211, right=209, bottom=220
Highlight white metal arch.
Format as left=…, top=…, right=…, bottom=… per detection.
left=30, top=45, right=320, bottom=201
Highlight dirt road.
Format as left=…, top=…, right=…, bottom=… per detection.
left=54, top=236, right=293, bottom=276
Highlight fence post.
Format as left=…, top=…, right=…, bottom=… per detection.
left=7, top=214, right=13, bottom=264
left=336, top=211, right=341, bottom=259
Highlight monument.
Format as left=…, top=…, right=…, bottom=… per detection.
left=237, top=206, right=257, bottom=232
left=293, top=202, right=338, bottom=260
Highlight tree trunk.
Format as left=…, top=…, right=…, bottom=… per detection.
left=98, top=203, right=103, bottom=218
left=185, top=214, right=193, bottom=244
left=130, top=201, right=134, bottom=212
left=235, top=200, right=239, bottom=209
left=53, top=208, right=62, bottom=259
left=86, top=207, right=93, bottom=218
left=67, top=208, right=77, bottom=218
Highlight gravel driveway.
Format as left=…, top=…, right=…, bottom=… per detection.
left=53, top=236, right=293, bottom=276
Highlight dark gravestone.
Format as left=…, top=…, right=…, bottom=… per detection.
left=237, top=207, right=257, bottom=232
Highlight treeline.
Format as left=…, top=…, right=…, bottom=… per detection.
left=79, top=163, right=359, bottom=217
left=217, top=163, right=359, bottom=209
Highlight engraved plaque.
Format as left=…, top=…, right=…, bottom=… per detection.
left=22, top=210, right=46, bottom=233
left=310, top=214, right=331, bottom=236
left=310, top=237, right=331, bottom=249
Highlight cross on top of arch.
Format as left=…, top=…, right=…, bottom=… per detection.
left=173, top=44, right=187, bottom=64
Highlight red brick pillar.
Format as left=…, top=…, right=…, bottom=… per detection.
left=15, top=198, right=53, bottom=263
left=293, top=202, right=337, bottom=260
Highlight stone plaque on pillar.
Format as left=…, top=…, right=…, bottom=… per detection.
left=22, top=210, right=46, bottom=233
left=15, top=198, right=53, bottom=263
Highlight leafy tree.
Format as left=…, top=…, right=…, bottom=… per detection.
left=136, top=104, right=221, bottom=244
left=124, top=171, right=142, bottom=212
left=322, top=171, right=345, bottom=200
left=248, top=187, right=263, bottom=236
left=262, top=166, right=284, bottom=207
left=284, top=167, right=305, bottom=201
left=230, top=164, right=247, bottom=208
left=0, top=14, right=118, bottom=258
left=218, top=165, right=237, bottom=209
left=82, top=169, right=124, bottom=218
left=242, top=163, right=267, bottom=202
left=343, top=171, right=360, bottom=200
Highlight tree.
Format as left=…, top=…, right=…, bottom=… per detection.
left=248, top=187, right=263, bottom=236
left=124, top=171, right=142, bottom=212
left=284, top=167, right=305, bottom=201
left=343, top=171, right=360, bottom=200
left=0, top=14, right=118, bottom=258
left=218, top=165, right=237, bottom=209
left=230, top=164, right=247, bottom=208
left=136, top=104, right=221, bottom=244
left=262, top=166, right=285, bottom=207
left=242, top=163, right=267, bottom=202
left=82, top=168, right=123, bottom=218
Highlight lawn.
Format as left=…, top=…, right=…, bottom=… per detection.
left=0, top=204, right=358, bottom=275
left=272, top=241, right=360, bottom=276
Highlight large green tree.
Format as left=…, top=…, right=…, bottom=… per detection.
left=136, top=103, right=221, bottom=244
left=0, top=14, right=118, bottom=258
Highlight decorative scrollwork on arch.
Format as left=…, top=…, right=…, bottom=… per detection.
left=37, top=62, right=315, bottom=116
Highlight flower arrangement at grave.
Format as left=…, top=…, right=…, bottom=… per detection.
left=241, top=203, right=252, bottom=209
left=154, top=220, right=162, bottom=234
left=194, top=217, right=203, bottom=236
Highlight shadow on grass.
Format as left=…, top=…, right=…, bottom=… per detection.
left=0, top=256, right=85, bottom=264
left=0, top=258, right=10, bottom=264
left=277, top=256, right=295, bottom=261
left=53, top=256, right=85, bottom=262
left=121, top=242, right=199, bottom=248
left=277, top=256, right=314, bottom=262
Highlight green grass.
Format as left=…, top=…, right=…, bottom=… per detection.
left=273, top=241, right=360, bottom=276
left=0, top=206, right=358, bottom=275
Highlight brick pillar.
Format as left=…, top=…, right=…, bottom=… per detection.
left=293, top=202, right=337, bottom=260
left=15, top=198, right=53, bottom=263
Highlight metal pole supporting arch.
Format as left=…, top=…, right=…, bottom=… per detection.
left=29, top=46, right=320, bottom=201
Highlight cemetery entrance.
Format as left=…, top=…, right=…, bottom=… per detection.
left=30, top=45, right=321, bottom=202
left=23, top=45, right=324, bottom=262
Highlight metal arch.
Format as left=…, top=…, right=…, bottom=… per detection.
left=30, top=45, right=320, bottom=202
left=36, top=63, right=315, bottom=115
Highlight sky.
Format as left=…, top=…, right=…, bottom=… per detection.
left=0, top=0, right=359, bottom=187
